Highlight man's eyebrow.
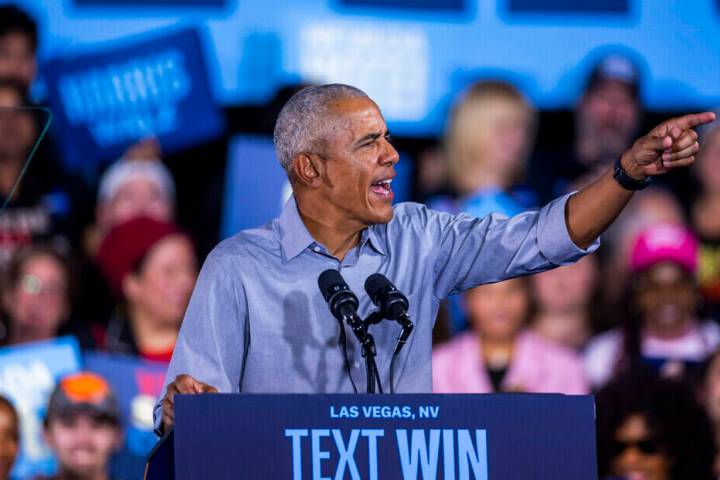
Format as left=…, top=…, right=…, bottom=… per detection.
left=353, top=130, right=390, bottom=147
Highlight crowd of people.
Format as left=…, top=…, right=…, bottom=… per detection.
left=0, top=3, right=719, bottom=479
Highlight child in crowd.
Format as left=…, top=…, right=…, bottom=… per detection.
left=432, top=277, right=588, bottom=394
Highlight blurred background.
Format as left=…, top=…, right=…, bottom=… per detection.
left=0, top=0, right=719, bottom=479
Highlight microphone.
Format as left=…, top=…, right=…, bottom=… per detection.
left=364, top=273, right=410, bottom=325
left=318, top=269, right=360, bottom=321
left=364, top=273, right=414, bottom=354
left=318, top=269, right=380, bottom=393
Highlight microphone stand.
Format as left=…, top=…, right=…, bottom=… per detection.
left=343, top=312, right=379, bottom=393
left=363, top=311, right=414, bottom=394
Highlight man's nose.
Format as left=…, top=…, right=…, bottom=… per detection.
left=381, top=140, right=400, bottom=166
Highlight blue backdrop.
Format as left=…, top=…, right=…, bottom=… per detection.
left=9, top=0, right=719, bottom=137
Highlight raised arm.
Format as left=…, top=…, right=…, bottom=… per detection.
left=567, top=112, right=716, bottom=249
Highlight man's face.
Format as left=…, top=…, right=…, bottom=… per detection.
left=44, top=413, right=120, bottom=478
left=312, top=97, right=399, bottom=226
left=0, top=32, right=36, bottom=92
left=99, top=177, right=174, bottom=231
left=577, top=80, right=639, bottom=162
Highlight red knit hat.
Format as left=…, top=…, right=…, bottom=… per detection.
left=96, top=216, right=187, bottom=298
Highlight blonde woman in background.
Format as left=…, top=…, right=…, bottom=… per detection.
left=443, top=80, right=538, bottom=219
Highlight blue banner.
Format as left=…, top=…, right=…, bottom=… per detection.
left=174, top=393, right=596, bottom=479
left=0, top=337, right=82, bottom=479
left=84, top=351, right=169, bottom=479
left=42, top=27, right=225, bottom=175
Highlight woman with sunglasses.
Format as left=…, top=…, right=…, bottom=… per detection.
left=596, top=366, right=714, bottom=480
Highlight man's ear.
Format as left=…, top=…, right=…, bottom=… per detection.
left=292, top=153, right=323, bottom=188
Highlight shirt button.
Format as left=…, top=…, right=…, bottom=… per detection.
left=353, top=361, right=361, bottom=369
left=313, top=246, right=320, bottom=252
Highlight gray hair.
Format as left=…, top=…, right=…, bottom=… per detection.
left=273, top=84, right=369, bottom=175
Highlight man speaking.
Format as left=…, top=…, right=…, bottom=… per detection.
left=155, top=84, right=713, bottom=433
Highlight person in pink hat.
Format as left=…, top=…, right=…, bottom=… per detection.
left=584, top=223, right=720, bottom=390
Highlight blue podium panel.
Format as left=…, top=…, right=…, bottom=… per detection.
left=174, top=393, right=596, bottom=479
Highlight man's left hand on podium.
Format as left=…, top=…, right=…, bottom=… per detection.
left=160, top=374, right=218, bottom=433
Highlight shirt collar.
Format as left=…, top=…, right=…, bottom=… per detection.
left=278, top=196, right=316, bottom=262
left=278, top=196, right=388, bottom=261
left=363, top=225, right=387, bottom=256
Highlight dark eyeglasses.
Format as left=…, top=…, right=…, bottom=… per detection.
left=610, top=438, right=663, bottom=455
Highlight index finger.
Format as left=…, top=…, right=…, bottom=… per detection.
left=665, top=112, right=716, bottom=132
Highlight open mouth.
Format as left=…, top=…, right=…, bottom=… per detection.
left=370, top=179, right=393, bottom=198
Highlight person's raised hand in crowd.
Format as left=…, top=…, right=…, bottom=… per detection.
left=620, top=112, right=716, bottom=179
left=161, top=374, right=217, bottom=432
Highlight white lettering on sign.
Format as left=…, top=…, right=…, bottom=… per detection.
left=57, top=48, right=191, bottom=146
left=299, top=21, right=429, bottom=122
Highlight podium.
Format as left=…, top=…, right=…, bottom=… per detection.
left=147, top=393, right=597, bottom=479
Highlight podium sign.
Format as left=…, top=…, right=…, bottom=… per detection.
left=173, top=394, right=596, bottom=479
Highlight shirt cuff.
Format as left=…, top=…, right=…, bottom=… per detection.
left=537, top=192, right=600, bottom=265
left=153, top=403, right=164, bottom=436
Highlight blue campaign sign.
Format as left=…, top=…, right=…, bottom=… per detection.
left=42, top=27, right=225, bottom=175
left=174, top=393, right=596, bottom=479
left=221, top=134, right=413, bottom=239
left=0, top=336, right=82, bottom=479
left=84, top=352, right=169, bottom=479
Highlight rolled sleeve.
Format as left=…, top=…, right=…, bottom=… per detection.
left=431, top=192, right=600, bottom=299
left=537, top=192, right=600, bottom=266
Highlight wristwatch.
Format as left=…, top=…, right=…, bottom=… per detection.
left=613, top=157, right=653, bottom=191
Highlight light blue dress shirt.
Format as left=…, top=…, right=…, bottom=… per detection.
left=154, top=194, right=598, bottom=430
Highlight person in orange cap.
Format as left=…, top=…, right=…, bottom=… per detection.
left=40, top=372, right=122, bottom=480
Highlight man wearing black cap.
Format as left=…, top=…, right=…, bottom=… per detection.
left=531, top=53, right=644, bottom=202
left=40, top=372, right=123, bottom=480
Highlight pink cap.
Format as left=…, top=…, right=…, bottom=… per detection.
left=629, top=223, right=698, bottom=274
